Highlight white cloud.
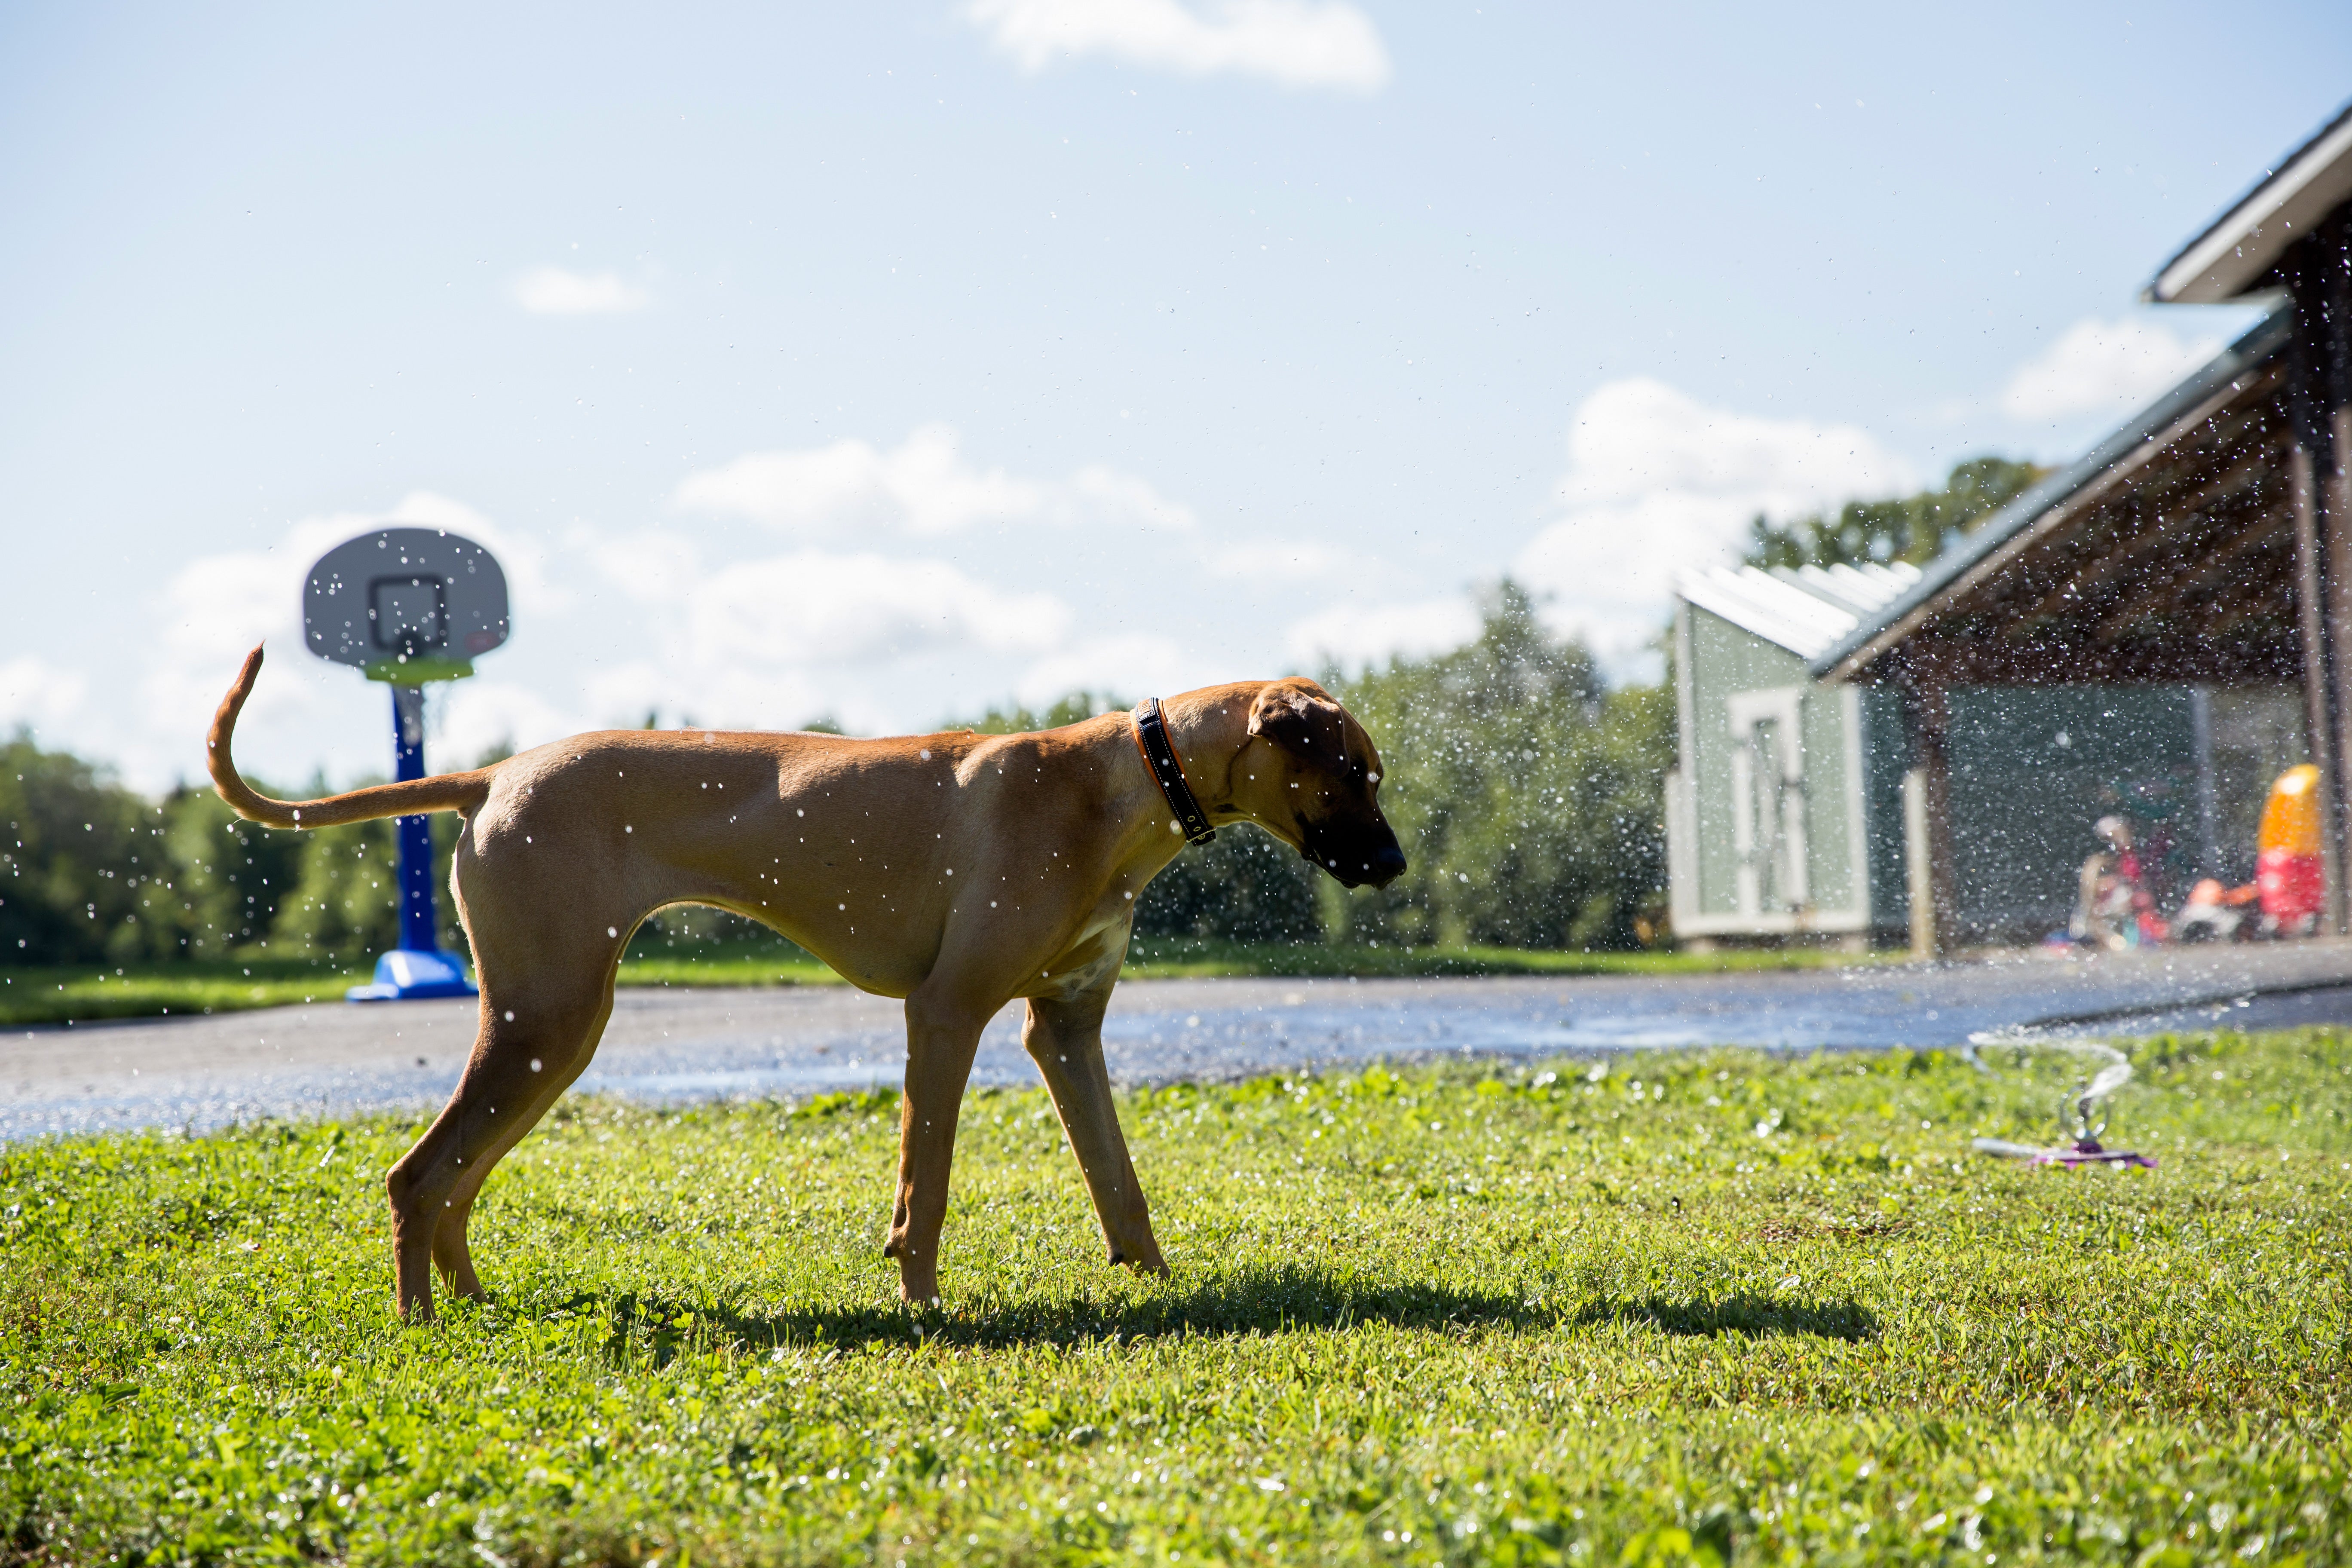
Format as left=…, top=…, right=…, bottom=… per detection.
left=1060, top=465, right=1199, bottom=532
left=674, top=424, right=1195, bottom=538
left=143, top=514, right=371, bottom=768
left=587, top=530, right=710, bottom=605
left=512, top=267, right=649, bottom=316
left=575, top=661, right=688, bottom=731
left=0, top=655, right=91, bottom=741
left=676, top=552, right=1071, bottom=668
left=1015, top=632, right=1195, bottom=706
left=965, top=0, right=1389, bottom=91
left=1514, top=377, right=1917, bottom=671
left=1286, top=595, right=1480, bottom=672
left=677, top=426, right=1038, bottom=537
left=1547, top=377, right=1911, bottom=515
left=1209, top=537, right=1345, bottom=581
left=2000, top=315, right=2222, bottom=423
left=433, top=680, right=579, bottom=768
left=565, top=544, right=1083, bottom=735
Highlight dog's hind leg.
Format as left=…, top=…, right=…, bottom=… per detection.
left=883, top=986, right=992, bottom=1304
left=1023, top=987, right=1168, bottom=1277
left=425, top=980, right=619, bottom=1300
left=384, top=966, right=616, bottom=1323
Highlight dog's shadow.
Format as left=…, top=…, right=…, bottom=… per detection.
left=550, top=1266, right=1874, bottom=1361
left=1571, top=1292, right=1877, bottom=1342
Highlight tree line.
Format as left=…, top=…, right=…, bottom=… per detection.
left=1, top=584, right=1669, bottom=966
left=1743, top=456, right=2044, bottom=570
left=0, top=738, right=466, bottom=968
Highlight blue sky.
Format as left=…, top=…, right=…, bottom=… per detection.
left=2, top=1, right=2345, bottom=790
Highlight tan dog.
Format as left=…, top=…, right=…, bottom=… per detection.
left=207, top=648, right=1406, bottom=1321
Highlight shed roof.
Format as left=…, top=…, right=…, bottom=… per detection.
left=1807, top=308, right=2297, bottom=686
left=2148, top=99, right=2352, bottom=304
left=1679, top=561, right=1921, bottom=661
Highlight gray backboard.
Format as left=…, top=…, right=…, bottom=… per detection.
left=303, top=527, right=510, bottom=681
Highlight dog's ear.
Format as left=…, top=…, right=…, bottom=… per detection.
left=1247, top=681, right=1347, bottom=763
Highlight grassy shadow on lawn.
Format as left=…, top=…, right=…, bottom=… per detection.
left=592, top=1267, right=1537, bottom=1357
left=1571, top=1292, right=1878, bottom=1342
left=547, top=1266, right=1876, bottom=1368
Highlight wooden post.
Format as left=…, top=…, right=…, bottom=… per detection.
left=2287, top=442, right=2346, bottom=933
left=2189, top=686, right=2220, bottom=879
left=2285, top=209, right=2352, bottom=935
left=1899, top=668, right=1957, bottom=956
left=1902, top=767, right=1936, bottom=956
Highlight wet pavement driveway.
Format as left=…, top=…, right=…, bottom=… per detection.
left=9, top=941, right=2352, bottom=1142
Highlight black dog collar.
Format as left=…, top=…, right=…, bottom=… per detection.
left=1131, top=697, right=1216, bottom=845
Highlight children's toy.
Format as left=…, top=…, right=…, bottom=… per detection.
left=2256, top=763, right=2325, bottom=933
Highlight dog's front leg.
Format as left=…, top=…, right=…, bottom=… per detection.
left=1024, top=988, right=1169, bottom=1277
left=885, top=989, right=989, bottom=1303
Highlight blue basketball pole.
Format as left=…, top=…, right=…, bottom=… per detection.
left=347, top=683, right=476, bottom=1001
left=392, top=684, right=439, bottom=953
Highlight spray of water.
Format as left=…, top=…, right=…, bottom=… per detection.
left=1961, top=1029, right=2156, bottom=1167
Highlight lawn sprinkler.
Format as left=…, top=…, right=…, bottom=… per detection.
left=301, top=527, right=511, bottom=1001
left=1965, top=1035, right=2157, bottom=1170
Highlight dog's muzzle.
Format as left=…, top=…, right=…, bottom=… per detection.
left=1306, top=833, right=1408, bottom=890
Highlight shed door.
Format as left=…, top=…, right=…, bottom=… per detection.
left=1727, top=688, right=1810, bottom=916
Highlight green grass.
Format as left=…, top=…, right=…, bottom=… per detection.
left=0, top=940, right=849, bottom=1027
left=0, top=938, right=1871, bottom=1026
left=6, top=1029, right=2348, bottom=1565
left=1117, top=936, right=1874, bottom=980
left=0, top=957, right=369, bottom=1026
left=612, top=934, right=841, bottom=992
left=604, top=936, right=1869, bottom=991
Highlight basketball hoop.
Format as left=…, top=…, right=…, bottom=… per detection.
left=302, top=527, right=512, bottom=1001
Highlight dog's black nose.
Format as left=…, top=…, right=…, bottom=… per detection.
left=1366, top=845, right=1407, bottom=887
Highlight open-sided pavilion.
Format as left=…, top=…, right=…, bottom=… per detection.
left=1810, top=101, right=2352, bottom=950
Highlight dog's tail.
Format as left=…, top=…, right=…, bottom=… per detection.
left=208, top=645, right=497, bottom=830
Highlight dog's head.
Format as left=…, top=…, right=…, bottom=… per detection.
left=1241, top=678, right=1407, bottom=890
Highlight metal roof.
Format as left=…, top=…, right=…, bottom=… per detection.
left=2147, top=98, right=2352, bottom=304
left=1807, top=306, right=2295, bottom=683
left=1678, top=561, right=1921, bottom=661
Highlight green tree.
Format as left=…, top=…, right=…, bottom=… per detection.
left=161, top=786, right=312, bottom=959
left=0, top=732, right=181, bottom=964
left=952, top=692, right=1125, bottom=735
left=1327, top=581, right=1673, bottom=950
left=1745, top=456, right=2044, bottom=570
left=267, top=773, right=469, bottom=964
left=1130, top=824, right=1322, bottom=943
left=270, top=809, right=404, bottom=965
